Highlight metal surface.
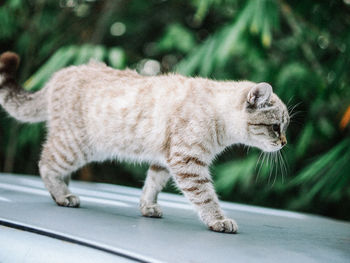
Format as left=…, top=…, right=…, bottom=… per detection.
left=0, top=173, right=349, bottom=263
left=0, top=225, right=133, bottom=263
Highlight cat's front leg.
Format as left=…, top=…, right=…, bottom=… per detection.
left=140, top=164, right=171, bottom=218
left=167, top=155, right=238, bottom=233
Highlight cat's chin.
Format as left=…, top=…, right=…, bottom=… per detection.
left=263, top=146, right=282, bottom=152
left=257, top=143, right=282, bottom=152
left=248, top=142, right=282, bottom=152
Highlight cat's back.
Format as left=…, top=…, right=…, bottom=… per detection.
left=46, top=62, right=220, bottom=118
left=48, top=61, right=142, bottom=90
left=47, top=61, right=217, bottom=97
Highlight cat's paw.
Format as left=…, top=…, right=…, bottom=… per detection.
left=54, top=194, right=80, bottom=208
left=208, top=218, right=238, bottom=233
left=140, top=204, right=163, bottom=218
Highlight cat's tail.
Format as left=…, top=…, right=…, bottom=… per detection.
left=0, top=52, right=47, bottom=123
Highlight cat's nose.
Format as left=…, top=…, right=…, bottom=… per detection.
left=280, top=135, right=287, bottom=146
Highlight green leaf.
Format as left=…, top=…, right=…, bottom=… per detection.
left=295, top=123, right=313, bottom=158
left=24, top=46, right=78, bottom=91
left=157, top=24, right=196, bottom=54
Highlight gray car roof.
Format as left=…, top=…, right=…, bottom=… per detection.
left=0, top=173, right=349, bottom=263
left=0, top=224, right=134, bottom=263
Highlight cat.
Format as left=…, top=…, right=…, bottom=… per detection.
left=0, top=51, right=289, bottom=233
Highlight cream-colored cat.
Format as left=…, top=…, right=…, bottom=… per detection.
left=0, top=52, right=289, bottom=233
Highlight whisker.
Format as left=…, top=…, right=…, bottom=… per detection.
left=272, top=152, right=278, bottom=186
left=290, top=110, right=302, bottom=117
left=289, top=110, right=304, bottom=119
left=256, top=151, right=264, bottom=170
left=256, top=151, right=267, bottom=182
left=266, top=153, right=270, bottom=184
left=268, top=152, right=273, bottom=185
left=286, top=96, right=295, bottom=109
left=277, top=151, right=284, bottom=184
left=288, top=104, right=295, bottom=112
left=288, top=101, right=302, bottom=115
left=280, top=149, right=289, bottom=175
left=246, top=146, right=251, bottom=154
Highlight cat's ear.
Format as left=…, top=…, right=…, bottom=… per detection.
left=247, top=82, right=272, bottom=108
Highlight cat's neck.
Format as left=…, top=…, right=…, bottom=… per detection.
left=212, top=81, right=252, bottom=148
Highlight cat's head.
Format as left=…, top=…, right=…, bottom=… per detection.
left=244, top=83, right=289, bottom=152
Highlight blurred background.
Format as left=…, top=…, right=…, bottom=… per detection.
left=0, top=0, right=349, bottom=220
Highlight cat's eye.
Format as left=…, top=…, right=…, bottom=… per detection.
left=272, top=124, right=280, bottom=132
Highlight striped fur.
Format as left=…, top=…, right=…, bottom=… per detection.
left=0, top=52, right=47, bottom=122
left=0, top=52, right=289, bottom=233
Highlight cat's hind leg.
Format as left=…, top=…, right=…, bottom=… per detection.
left=140, top=164, right=171, bottom=218
left=39, top=137, right=85, bottom=207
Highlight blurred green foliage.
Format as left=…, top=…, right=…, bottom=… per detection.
left=0, top=0, right=349, bottom=220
